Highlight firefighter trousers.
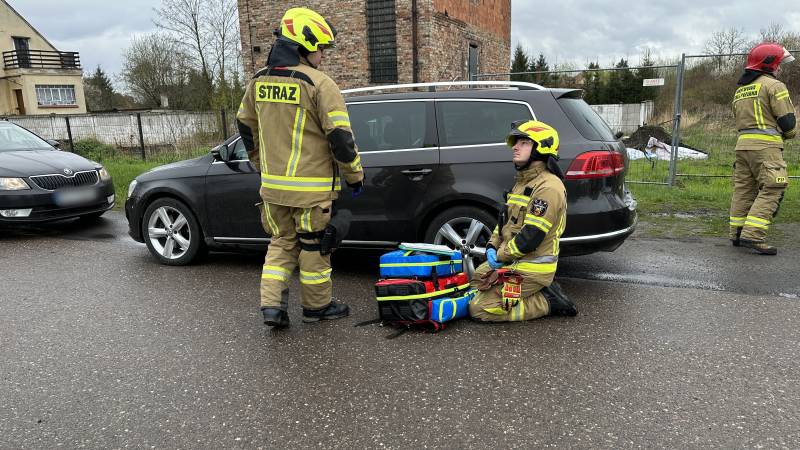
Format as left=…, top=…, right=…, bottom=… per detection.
left=467, top=262, right=550, bottom=322
left=730, top=148, right=789, bottom=242
left=258, top=200, right=333, bottom=311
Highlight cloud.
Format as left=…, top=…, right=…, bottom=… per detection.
left=511, top=0, right=800, bottom=68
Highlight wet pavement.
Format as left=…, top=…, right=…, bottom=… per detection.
left=1, top=212, right=799, bottom=448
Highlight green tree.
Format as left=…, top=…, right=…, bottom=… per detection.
left=583, top=61, right=603, bottom=104
left=607, top=58, right=638, bottom=103
left=636, top=50, right=658, bottom=102
left=510, top=44, right=531, bottom=82
left=84, top=66, right=117, bottom=111
left=531, top=53, right=549, bottom=85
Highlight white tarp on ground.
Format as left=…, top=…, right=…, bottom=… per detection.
left=627, top=137, right=708, bottom=161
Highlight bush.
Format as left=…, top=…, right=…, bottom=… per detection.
left=72, top=138, right=118, bottom=161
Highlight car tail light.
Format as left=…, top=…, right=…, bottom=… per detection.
left=565, top=151, right=625, bottom=179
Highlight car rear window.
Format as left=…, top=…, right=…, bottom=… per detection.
left=436, top=101, right=532, bottom=147
left=347, top=101, right=428, bottom=151
left=557, top=98, right=616, bottom=141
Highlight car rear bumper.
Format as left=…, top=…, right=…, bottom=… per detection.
left=0, top=181, right=115, bottom=223
left=560, top=213, right=637, bottom=256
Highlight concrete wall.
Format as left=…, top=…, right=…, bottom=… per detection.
left=591, top=102, right=655, bottom=134
left=7, top=111, right=219, bottom=148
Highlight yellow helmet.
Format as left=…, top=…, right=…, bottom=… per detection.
left=279, top=7, right=336, bottom=53
left=506, top=120, right=559, bottom=158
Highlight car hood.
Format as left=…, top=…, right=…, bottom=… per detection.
left=137, top=155, right=212, bottom=181
left=0, top=150, right=98, bottom=177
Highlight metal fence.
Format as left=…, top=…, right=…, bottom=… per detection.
left=6, top=109, right=236, bottom=160
left=675, top=52, right=799, bottom=182
left=477, top=63, right=680, bottom=185
left=478, top=52, right=800, bottom=189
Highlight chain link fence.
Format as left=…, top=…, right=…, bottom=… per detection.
left=676, top=52, right=800, bottom=182
left=5, top=109, right=237, bottom=161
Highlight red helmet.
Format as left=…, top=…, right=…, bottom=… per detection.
left=745, top=43, right=795, bottom=73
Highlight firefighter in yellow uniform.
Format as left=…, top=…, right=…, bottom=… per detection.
left=237, top=8, right=364, bottom=327
left=469, top=121, right=577, bottom=322
left=730, top=43, right=796, bottom=255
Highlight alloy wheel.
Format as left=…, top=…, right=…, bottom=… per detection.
left=432, top=217, right=492, bottom=277
left=147, top=206, right=191, bottom=260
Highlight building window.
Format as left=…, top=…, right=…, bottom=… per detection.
left=366, top=0, right=398, bottom=84
left=35, top=85, right=77, bottom=106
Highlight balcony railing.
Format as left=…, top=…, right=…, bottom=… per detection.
left=3, top=50, right=81, bottom=70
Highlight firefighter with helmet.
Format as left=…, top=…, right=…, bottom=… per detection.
left=730, top=43, right=796, bottom=255
left=237, top=7, right=364, bottom=327
left=469, top=120, right=577, bottom=322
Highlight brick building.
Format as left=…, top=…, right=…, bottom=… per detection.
left=237, top=0, right=511, bottom=89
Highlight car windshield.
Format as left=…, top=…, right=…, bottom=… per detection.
left=0, top=123, right=53, bottom=152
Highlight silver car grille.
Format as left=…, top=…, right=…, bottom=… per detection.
left=29, top=170, right=99, bottom=191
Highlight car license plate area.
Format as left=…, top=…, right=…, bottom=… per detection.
left=53, top=188, right=99, bottom=207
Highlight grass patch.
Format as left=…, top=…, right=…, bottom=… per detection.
left=98, top=148, right=211, bottom=209
left=628, top=120, right=799, bottom=238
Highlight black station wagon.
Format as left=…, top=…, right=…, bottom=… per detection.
left=126, top=81, right=637, bottom=273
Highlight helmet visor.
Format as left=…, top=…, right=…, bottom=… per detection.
left=782, top=53, right=795, bottom=65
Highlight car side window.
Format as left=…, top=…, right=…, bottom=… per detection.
left=437, top=101, right=533, bottom=147
left=229, top=138, right=249, bottom=160
left=347, top=101, right=427, bottom=151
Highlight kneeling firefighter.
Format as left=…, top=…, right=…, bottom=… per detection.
left=469, top=120, right=577, bottom=322
left=236, top=7, right=364, bottom=328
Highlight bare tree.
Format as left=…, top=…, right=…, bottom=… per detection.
left=704, top=27, right=747, bottom=71
left=207, top=0, right=239, bottom=80
left=121, top=33, right=192, bottom=108
left=759, top=23, right=785, bottom=43
left=153, top=0, right=241, bottom=110
left=154, top=0, right=213, bottom=100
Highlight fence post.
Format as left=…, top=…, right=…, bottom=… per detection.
left=64, top=115, right=74, bottom=152
left=136, top=112, right=146, bottom=160
left=668, top=53, right=686, bottom=187
left=221, top=108, right=228, bottom=141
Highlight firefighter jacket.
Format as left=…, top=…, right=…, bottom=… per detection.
left=733, top=73, right=797, bottom=151
left=489, top=160, right=567, bottom=287
left=237, top=63, right=364, bottom=209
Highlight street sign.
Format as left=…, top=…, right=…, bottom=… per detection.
left=643, top=78, right=665, bottom=87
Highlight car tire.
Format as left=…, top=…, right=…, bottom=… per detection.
left=142, top=197, right=205, bottom=266
left=423, top=205, right=496, bottom=277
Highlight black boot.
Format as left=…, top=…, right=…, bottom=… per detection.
left=302, top=300, right=350, bottom=323
left=541, top=281, right=577, bottom=316
left=731, top=227, right=742, bottom=247
left=739, top=239, right=778, bottom=255
left=262, top=307, right=290, bottom=328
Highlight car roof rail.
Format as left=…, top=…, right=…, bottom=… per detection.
left=341, top=80, right=545, bottom=95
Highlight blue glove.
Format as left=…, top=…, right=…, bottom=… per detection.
left=486, top=248, right=503, bottom=269
left=348, top=181, right=363, bottom=197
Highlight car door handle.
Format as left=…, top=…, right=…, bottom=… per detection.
left=401, top=169, right=433, bottom=176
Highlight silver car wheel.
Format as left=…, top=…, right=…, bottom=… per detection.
left=147, top=206, right=191, bottom=260
left=433, top=217, right=491, bottom=277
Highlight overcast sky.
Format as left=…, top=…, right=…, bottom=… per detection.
left=10, top=0, right=800, bottom=84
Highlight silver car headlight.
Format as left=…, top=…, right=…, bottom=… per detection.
left=98, top=167, right=112, bottom=181
left=0, top=177, right=30, bottom=190
left=127, top=180, right=138, bottom=199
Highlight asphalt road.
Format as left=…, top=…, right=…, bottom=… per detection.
left=1, top=212, right=799, bottom=449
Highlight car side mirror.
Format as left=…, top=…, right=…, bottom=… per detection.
left=211, top=145, right=225, bottom=161
left=46, top=139, right=61, bottom=149
left=614, top=131, right=624, bottom=140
